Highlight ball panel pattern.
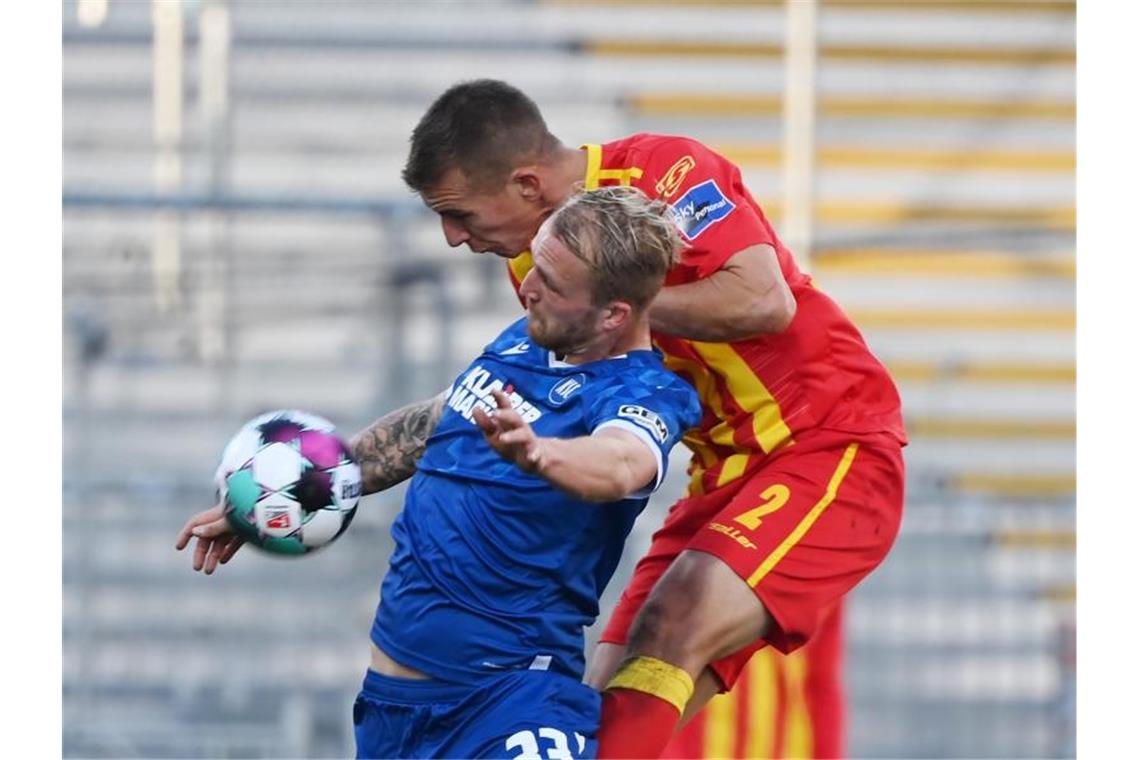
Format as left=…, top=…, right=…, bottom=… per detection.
left=217, top=410, right=362, bottom=556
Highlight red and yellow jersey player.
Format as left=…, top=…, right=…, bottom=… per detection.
left=406, top=81, right=908, bottom=759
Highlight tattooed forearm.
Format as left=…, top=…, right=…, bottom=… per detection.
left=350, top=394, right=446, bottom=495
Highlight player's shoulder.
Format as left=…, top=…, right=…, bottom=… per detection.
left=481, top=317, right=530, bottom=355
left=586, top=364, right=702, bottom=440
left=590, top=351, right=699, bottom=407
left=603, top=133, right=690, bottom=166
left=609, top=132, right=709, bottom=153
left=607, top=134, right=735, bottom=200
left=616, top=133, right=723, bottom=165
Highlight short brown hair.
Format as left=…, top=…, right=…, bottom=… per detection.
left=403, top=80, right=560, bottom=193
left=548, top=186, right=683, bottom=312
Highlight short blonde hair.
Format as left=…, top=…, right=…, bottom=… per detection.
left=547, top=186, right=683, bottom=311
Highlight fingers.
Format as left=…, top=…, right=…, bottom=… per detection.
left=185, top=517, right=233, bottom=572
left=191, top=516, right=233, bottom=540
left=203, top=534, right=238, bottom=575
left=192, top=533, right=244, bottom=575
left=474, top=390, right=523, bottom=438
left=175, top=504, right=226, bottom=550
left=488, top=390, right=524, bottom=427
left=496, top=425, right=535, bottom=444
left=476, top=390, right=542, bottom=470
left=219, top=535, right=246, bottom=565
left=187, top=531, right=245, bottom=574
left=192, top=534, right=210, bottom=572
left=484, top=389, right=537, bottom=451
left=180, top=505, right=235, bottom=574
left=471, top=404, right=497, bottom=435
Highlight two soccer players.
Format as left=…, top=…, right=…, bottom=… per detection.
left=182, top=79, right=908, bottom=758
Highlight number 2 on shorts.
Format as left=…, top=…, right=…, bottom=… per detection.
left=732, top=484, right=791, bottom=530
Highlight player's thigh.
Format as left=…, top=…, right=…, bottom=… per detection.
left=599, top=489, right=735, bottom=648
left=628, top=548, right=774, bottom=670
left=689, top=440, right=904, bottom=656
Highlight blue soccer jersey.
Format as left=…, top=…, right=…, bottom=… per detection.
left=371, top=317, right=701, bottom=684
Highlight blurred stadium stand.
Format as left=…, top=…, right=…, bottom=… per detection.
left=62, top=0, right=1074, bottom=757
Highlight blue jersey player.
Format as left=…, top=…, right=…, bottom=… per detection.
left=177, top=187, right=701, bottom=759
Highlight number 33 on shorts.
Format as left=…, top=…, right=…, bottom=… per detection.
left=506, top=727, right=589, bottom=759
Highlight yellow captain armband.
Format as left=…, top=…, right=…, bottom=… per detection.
left=605, top=656, right=695, bottom=714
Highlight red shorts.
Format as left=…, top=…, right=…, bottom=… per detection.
left=600, top=433, right=905, bottom=690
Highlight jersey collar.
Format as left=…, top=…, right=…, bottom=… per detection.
left=581, top=144, right=603, bottom=190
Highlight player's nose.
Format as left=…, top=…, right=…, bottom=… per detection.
left=440, top=216, right=471, bottom=248
left=519, top=270, right=539, bottom=303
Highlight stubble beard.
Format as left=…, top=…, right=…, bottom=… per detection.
left=527, top=312, right=598, bottom=358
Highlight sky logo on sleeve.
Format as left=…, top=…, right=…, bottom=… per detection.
left=669, top=179, right=736, bottom=240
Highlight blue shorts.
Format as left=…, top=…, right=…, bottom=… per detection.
left=353, top=668, right=600, bottom=759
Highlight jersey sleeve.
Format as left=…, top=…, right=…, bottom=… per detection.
left=640, top=137, right=775, bottom=280
left=583, top=368, right=701, bottom=497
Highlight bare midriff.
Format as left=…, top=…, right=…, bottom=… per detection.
left=369, top=642, right=432, bottom=680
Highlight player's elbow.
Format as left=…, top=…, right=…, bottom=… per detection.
left=563, top=477, right=634, bottom=503
left=721, top=285, right=795, bottom=340
left=757, top=287, right=796, bottom=333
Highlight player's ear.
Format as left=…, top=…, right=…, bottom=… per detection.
left=602, top=301, right=633, bottom=331
left=510, top=166, right=543, bottom=202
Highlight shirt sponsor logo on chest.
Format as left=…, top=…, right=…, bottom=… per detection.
left=447, top=364, right=543, bottom=424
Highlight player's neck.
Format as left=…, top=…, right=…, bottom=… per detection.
left=557, top=323, right=651, bottom=366
left=546, top=146, right=591, bottom=207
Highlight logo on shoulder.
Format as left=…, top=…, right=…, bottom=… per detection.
left=548, top=374, right=586, bottom=407
left=655, top=155, right=696, bottom=199
left=669, top=179, right=736, bottom=240
left=618, top=404, right=669, bottom=444
left=500, top=341, right=530, bottom=356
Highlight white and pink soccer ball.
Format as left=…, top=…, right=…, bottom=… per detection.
left=214, top=410, right=362, bottom=555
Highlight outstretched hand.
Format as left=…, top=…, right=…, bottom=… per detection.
left=175, top=504, right=246, bottom=574
left=472, top=388, right=545, bottom=473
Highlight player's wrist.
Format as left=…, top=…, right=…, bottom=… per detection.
left=525, top=438, right=549, bottom=474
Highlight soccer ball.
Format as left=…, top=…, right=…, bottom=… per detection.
left=215, top=410, right=362, bottom=555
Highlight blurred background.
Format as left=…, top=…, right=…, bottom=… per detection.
left=61, top=0, right=1075, bottom=757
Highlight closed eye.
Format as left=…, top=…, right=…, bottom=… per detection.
left=534, top=266, right=561, bottom=295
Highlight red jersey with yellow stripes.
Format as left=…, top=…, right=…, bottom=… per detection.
left=507, top=134, right=907, bottom=495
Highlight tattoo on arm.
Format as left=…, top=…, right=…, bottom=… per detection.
left=350, top=394, right=446, bottom=495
